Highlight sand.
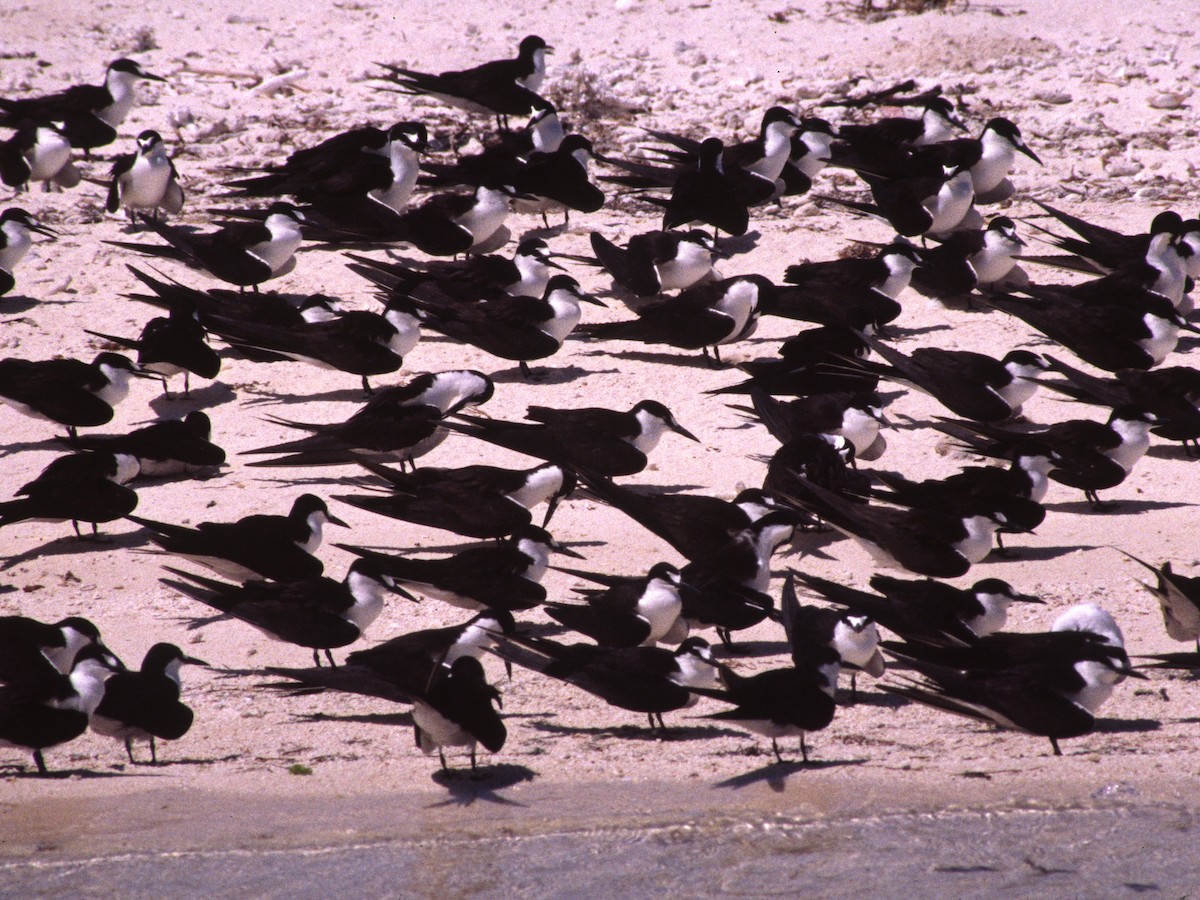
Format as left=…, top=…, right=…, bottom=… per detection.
left=2, top=0, right=1200, bottom=871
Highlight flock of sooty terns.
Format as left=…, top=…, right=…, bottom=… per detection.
left=2, top=33, right=1200, bottom=778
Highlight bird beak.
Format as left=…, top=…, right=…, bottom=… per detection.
left=671, top=420, right=700, bottom=442
left=1015, top=592, right=1044, bottom=604
left=550, top=539, right=586, bottom=560
left=580, top=292, right=607, bottom=307
left=182, top=654, right=210, bottom=667
left=28, top=222, right=58, bottom=239
left=1124, top=667, right=1149, bottom=680
left=142, top=69, right=168, bottom=83
left=541, top=496, right=562, bottom=529
left=542, top=256, right=568, bottom=271
left=1017, top=143, right=1043, bottom=166
left=326, top=510, right=350, bottom=528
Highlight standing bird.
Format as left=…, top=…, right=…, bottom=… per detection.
left=105, top=130, right=185, bottom=223
left=400, top=274, right=600, bottom=378
left=0, top=58, right=165, bottom=153
left=63, top=410, right=225, bottom=480
left=0, top=351, right=146, bottom=436
left=447, top=399, right=699, bottom=477
left=411, top=656, right=506, bottom=771
left=107, top=203, right=306, bottom=290
left=87, top=300, right=220, bottom=397
left=0, top=450, right=140, bottom=537
left=375, top=35, right=551, bottom=127
left=1, top=207, right=57, bottom=298
left=242, top=369, right=494, bottom=469
left=588, top=230, right=718, bottom=297
left=89, top=643, right=208, bottom=764
left=129, top=493, right=346, bottom=582
left=0, top=645, right=119, bottom=776
left=0, top=121, right=80, bottom=192
left=163, top=559, right=395, bottom=667
left=1119, top=551, right=1200, bottom=649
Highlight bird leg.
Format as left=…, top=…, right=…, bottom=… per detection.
left=1049, top=736, right=1062, bottom=756
left=849, top=671, right=859, bottom=702
left=324, top=649, right=337, bottom=667
left=361, top=375, right=373, bottom=395
left=312, top=649, right=322, bottom=667
left=33, top=749, right=49, bottom=776
left=771, top=738, right=784, bottom=764
left=439, top=748, right=449, bottom=771
left=125, top=738, right=136, bottom=764
left=470, top=746, right=478, bottom=771
left=800, top=733, right=810, bottom=763
left=150, top=737, right=158, bottom=764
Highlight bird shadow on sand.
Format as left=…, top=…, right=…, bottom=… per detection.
left=1094, top=717, right=1161, bottom=735
left=488, top=364, right=610, bottom=385
left=837, top=689, right=906, bottom=710
left=982, top=544, right=1097, bottom=563
left=0, top=435, right=64, bottom=455
left=884, top=323, right=954, bottom=340
left=527, top=719, right=743, bottom=743
left=713, top=756, right=867, bottom=792
left=1146, top=444, right=1200, bottom=462
left=2, top=528, right=150, bottom=571
left=426, top=762, right=538, bottom=808
left=1043, top=499, right=1196, bottom=515
left=148, top=381, right=239, bottom=415
left=1, top=296, right=73, bottom=314
left=291, top=711, right=414, bottom=727
left=0, top=764, right=159, bottom=780
left=711, top=639, right=790, bottom=660
left=238, top=385, right=374, bottom=407
left=577, top=348, right=725, bottom=370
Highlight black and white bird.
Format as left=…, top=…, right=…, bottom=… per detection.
left=834, top=97, right=965, bottom=158
left=0, top=121, right=80, bottom=192
left=163, top=559, right=395, bottom=666
left=0, top=644, right=119, bottom=776
left=578, top=274, right=770, bottom=365
left=0, top=450, right=139, bottom=537
left=348, top=237, right=563, bottom=304
left=87, top=300, right=220, bottom=397
left=798, top=571, right=1041, bottom=647
left=710, top=325, right=875, bottom=398
left=983, top=284, right=1190, bottom=373
left=845, top=336, right=1048, bottom=422
left=105, top=130, right=185, bottom=223
left=547, top=562, right=687, bottom=648
left=781, top=571, right=883, bottom=700
left=338, top=525, right=580, bottom=613
left=129, top=493, right=346, bottom=582
left=400, top=274, right=600, bottom=378
left=1119, top=551, right=1200, bottom=648
left=1039, top=355, right=1200, bottom=454
left=574, top=472, right=789, bottom=562
left=64, top=410, right=225, bottom=480
left=1, top=207, right=56, bottom=298
left=447, top=399, right=699, bottom=476
left=0, top=58, right=165, bottom=152
left=0, top=615, right=109, bottom=684
left=242, top=369, right=494, bottom=468
left=335, top=459, right=574, bottom=539
left=781, top=476, right=1005, bottom=578
left=488, top=633, right=723, bottom=732
left=375, top=35, right=551, bottom=126
left=411, top=655, right=506, bottom=771
left=883, top=605, right=1141, bottom=756
left=700, top=580, right=843, bottom=763
left=588, top=229, right=718, bottom=297
left=224, top=121, right=428, bottom=213
left=826, top=154, right=978, bottom=238
left=0, top=351, right=147, bottom=436
left=934, top=406, right=1158, bottom=509
left=267, top=608, right=517, bottom=704
left=745, top=388, right=888, bottom=460
left=108, top=203, right=306, bottom=290
left=89, top=643, right=207, bottom=763
left=203, top=300, right=418, bottom=393
left=772, top=241, right=920, bottom=330
left=677, top=511, right=797, bottom=648
left=909, top=216, right=1028, bottom=301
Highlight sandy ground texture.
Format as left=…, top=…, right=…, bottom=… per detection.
left=3, top=0, right=1200, bottom=870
